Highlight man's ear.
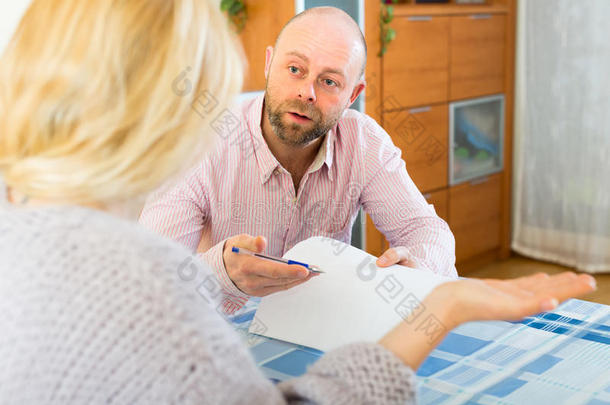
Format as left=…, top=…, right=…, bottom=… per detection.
left=348, top=81, right=366, bottom=106
left=264, top=46, right=274, bottom=79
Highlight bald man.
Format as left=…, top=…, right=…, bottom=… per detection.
left=140, top=7, right=458, bottom=314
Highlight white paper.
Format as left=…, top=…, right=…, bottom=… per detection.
left=249, top=236, right=453, bottom=352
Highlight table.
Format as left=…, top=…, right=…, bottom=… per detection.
left=230, top=298, right=610, bottom=404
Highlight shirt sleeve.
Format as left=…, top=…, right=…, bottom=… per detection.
left=359, top=116, right=458, bottom=278
left=199, top=239, right=250, bottom=314
left=139, top=163, right=251, bottom=313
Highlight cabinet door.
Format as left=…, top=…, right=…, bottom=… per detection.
left=385, top=104, right=448, bottom=192
left=450, top=14, right=505, bottom=100
left=424, top=189, right=448, bottom=223
left=449, top=173, right=501, bottom=262
left=383, top=16, right=449, bottom=109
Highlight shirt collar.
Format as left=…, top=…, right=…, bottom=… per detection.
left=309, top=129, right=336, bottom=182
left=248, top=94, right=279, bottom=184
left=248, top=93, right=337, bottom=184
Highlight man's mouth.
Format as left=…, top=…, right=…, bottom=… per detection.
left=287, top=111, right=312, bottom=122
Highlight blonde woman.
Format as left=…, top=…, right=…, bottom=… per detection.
left=0, top=0, right=596, bottom=404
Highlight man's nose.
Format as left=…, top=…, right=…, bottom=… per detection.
left=297, top=80, right=316, bottom=103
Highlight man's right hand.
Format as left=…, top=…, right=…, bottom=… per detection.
left=222, top=234, right=317, bottom=297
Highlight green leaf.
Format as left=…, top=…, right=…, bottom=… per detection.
left=383, top=7, right=394, bottom=23
left=220, top=0, right=232, bottom=12
left=381, top=5, right=393, bottom=24
left=385, top=27, right=396, bottom=42
left=229, top=1, right=244, bottom=15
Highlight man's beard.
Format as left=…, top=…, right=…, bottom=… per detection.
left=265, top=93, right=341, bottom=147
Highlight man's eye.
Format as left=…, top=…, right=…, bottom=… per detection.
left=324, top=79, right=337, bottom=87
left=289, top=66, right=300, bottom=74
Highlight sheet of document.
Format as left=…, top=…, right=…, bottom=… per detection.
left=249, top=236, right=454, bottom=352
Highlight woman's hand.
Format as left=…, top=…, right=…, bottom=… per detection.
left=379, top=272, right=597, bottom=370
left=441, top=271, right=597, bottom=325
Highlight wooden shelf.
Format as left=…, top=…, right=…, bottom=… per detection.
left=393, top=4, right=508, bottom=17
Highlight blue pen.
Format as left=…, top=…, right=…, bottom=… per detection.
left=231, top=246, right=324, bottom=273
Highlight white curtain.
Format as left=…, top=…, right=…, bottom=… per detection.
left=513, top=0, right=610, bottom=273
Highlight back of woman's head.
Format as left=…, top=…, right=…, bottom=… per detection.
left=0, top=0, right=243, bottom=205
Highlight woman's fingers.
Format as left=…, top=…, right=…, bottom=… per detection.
left=500, top=272, right=595, bottom=299
left=535, top=272, right=596, bottom=302
left=504, top=272, right=596, bottom=319
left=510, top=272, right=550, bottom=289
left=466, top=272, right=597, bottom=323
left=484, top=279, right=535, bottom=298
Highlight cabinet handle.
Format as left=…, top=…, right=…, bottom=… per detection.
left=409, top=106, right=431, bottom=114
left=470, top=14, right=492, bottom=19
left=470, top=176, right=490, bottom=186
left=408, top=16, right=432, bottom=21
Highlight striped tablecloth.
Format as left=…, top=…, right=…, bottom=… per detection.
left=230, top=298, right=610, bottom=404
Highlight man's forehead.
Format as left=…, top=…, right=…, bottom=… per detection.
left=276, top=24, right=362, bottom=76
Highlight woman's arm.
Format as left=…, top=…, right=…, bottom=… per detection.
left=158, top=243, right=595, bottom=404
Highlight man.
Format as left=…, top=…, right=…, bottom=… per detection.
left=140, top=7, right=457, bottom=314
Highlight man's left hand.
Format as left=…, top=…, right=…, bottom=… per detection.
left=376, top=247, right=418, bottom=268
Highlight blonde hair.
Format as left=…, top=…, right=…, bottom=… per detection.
left=0, top=0, right=243, bottom=205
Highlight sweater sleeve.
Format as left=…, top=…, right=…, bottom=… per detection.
left=277, top=343, right=417, bottom=404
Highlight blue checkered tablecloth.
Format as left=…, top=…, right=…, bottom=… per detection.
left=230, top=298, right=610, bottom=404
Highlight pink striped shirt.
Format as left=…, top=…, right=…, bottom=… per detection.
left=140, top=94, right=457, bottom=314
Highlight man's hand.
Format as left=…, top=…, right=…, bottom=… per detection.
left=376, top=246, right=417, bottom=268
left=222, top=234, right=317, bottom=297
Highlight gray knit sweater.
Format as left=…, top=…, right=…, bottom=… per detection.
left=0, top=204, right=416, bottom=404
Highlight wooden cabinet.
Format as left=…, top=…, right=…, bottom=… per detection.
left=449, top=14, right=506, bottom=100
left=385, top=104, right=448, bottom=193
left=365, top=1, right=515, bottom=266
left=238, top=1, right=295, bottom=92
left=449, top=174, right=502, bottom=262
left=383, top=16, right=449, bottom=109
